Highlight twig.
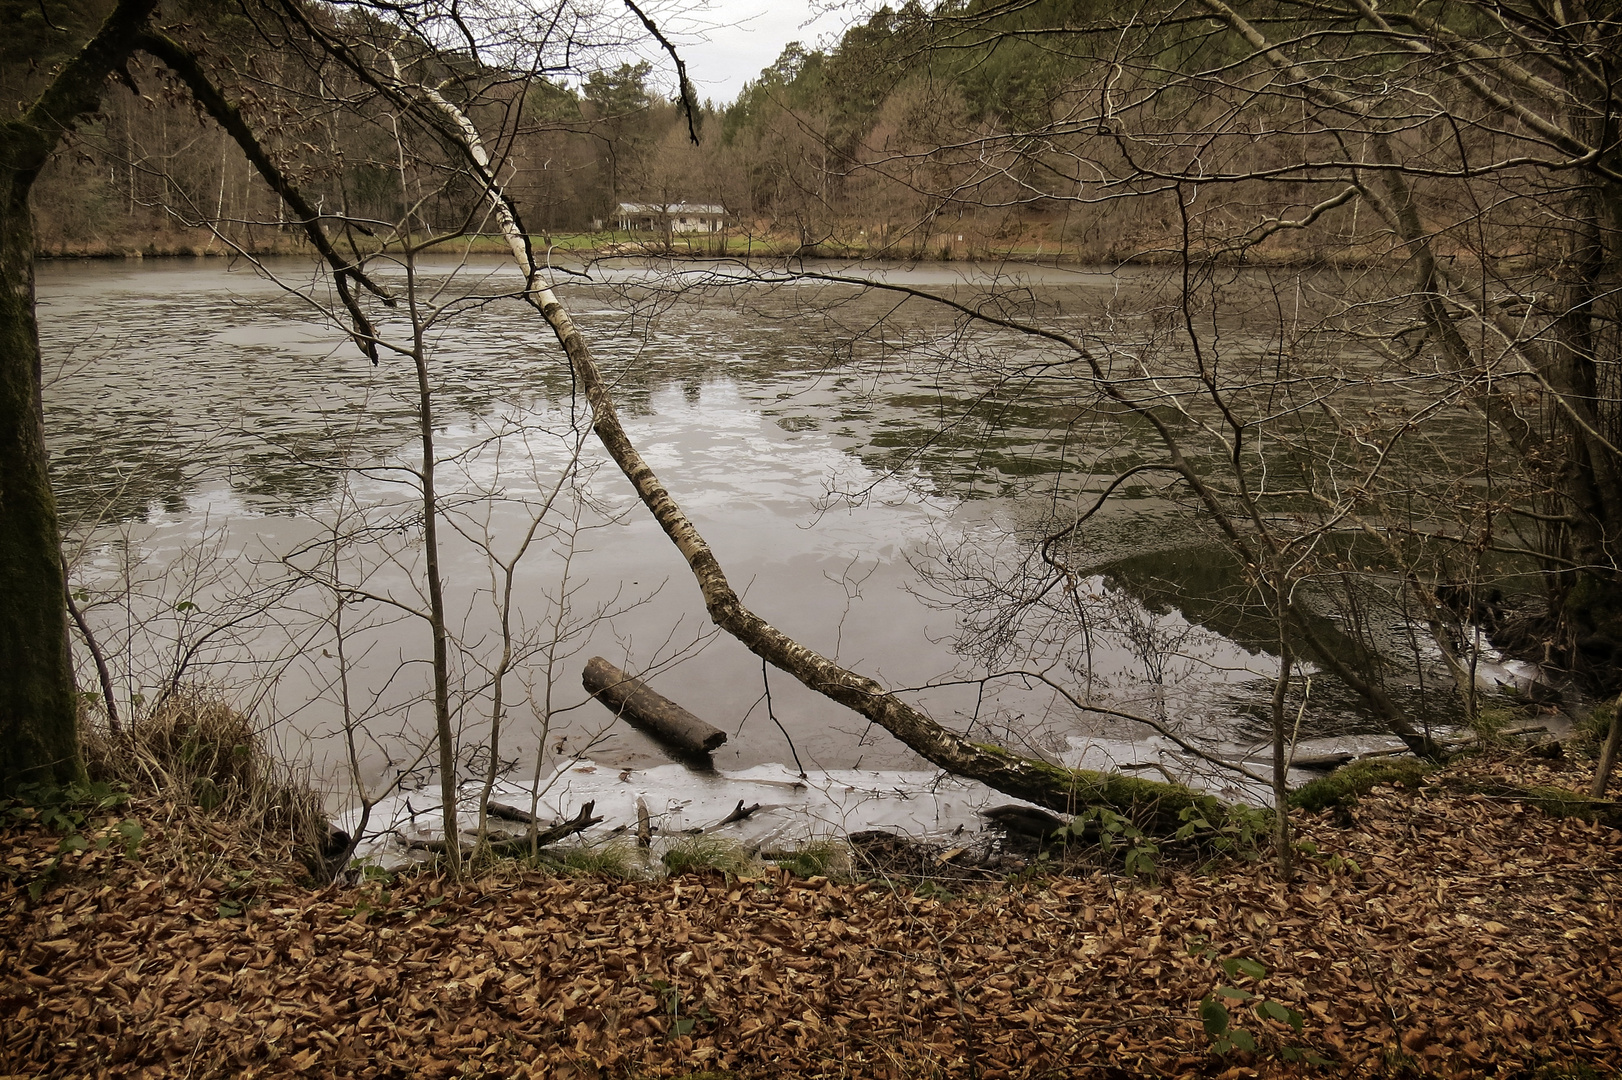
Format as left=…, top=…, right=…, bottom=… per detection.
left=411, top=800, right=602, bottom=855
left=63, top=569, right=120, bottom=734
left=764, top=659, right=807, bottom=778
left=622, top=0, right=700, bottom=145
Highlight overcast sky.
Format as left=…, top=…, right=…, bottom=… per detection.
left=642, top=2, right=867, bottom=107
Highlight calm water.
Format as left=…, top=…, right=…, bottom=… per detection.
left=37, top=255, right=1453, bottom=801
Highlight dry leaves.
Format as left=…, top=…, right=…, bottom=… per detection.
left=3, top=753, right=1620, bottom=1078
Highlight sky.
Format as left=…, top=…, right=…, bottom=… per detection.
left=638, top=1, right=867, bottom=107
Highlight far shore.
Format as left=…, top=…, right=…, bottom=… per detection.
left=33, top=229, right=1406, bottom=271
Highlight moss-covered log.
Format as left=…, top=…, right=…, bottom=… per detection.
left=1289, top=758, right=1434, bottom=813
left=1441, top=778, right=1622, bottom=830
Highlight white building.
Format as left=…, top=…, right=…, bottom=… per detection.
left=615, top=202, right=728, bottom=234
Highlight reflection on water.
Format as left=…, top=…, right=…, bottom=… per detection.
left=38, top=256, right=1454, bottom=802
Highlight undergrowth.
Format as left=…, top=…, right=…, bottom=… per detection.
left=770, top=839, right=847, bottom=879
left=80, top=688, right=328, bottom=873
left=0, top=779, right=145, bottom=899
left=534, top=839, right=642, bottom=879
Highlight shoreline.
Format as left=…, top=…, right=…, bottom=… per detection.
left=33, top=233, right=1418, bottom=272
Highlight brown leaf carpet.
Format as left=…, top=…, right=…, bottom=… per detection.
left=4, top=755, right=1620, bottom=1078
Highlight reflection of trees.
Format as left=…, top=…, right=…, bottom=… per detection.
left=806, top=2, right=1622, bottom=699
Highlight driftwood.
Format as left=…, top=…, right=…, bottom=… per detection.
left=583, top=656, right=727, bottom=756
left=528, top=801, right=605, bottom=847
left=410, top=800, right=603, bottom=856
left=1287, top=751, right=1356, bottom=771
left=487, top=801, right=538, bottom=825
left=705, top=799, right=762, bottom=832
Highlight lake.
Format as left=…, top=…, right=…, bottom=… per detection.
left=37, top=255, right=1465, bottom=810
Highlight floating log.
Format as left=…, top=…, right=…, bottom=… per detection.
left=582, top=656, right=727, bottom=756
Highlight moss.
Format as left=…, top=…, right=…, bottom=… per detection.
left=1289, top=758, right=1433, bottom=813
left=1515, top=785, right=1622, bottom=826
left=983, top=745, right=1236, bottom=835
left=1472, top=706, right=1526, bottom=737
left=1576, top=700, right=1614, bottom=746
left=1436, top=777, right=1622, bottom=827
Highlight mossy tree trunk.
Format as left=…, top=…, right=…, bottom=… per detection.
left=0, top=177, right=80, bottom=793
left=0, top=0, right=159, bottom=794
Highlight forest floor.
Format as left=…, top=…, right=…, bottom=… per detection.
left=3, top=747, right=1620, bottom=1079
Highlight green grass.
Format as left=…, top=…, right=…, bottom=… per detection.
left=660, top=835, right=759, bottom=878
left=1576, top=700, right=1615, bottom=747
left=552, top=838, right=643, bottom=878
left=770, top=839, right=847, bottom=879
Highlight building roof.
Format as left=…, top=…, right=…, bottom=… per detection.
left=616, top=202, right=727, bottom=215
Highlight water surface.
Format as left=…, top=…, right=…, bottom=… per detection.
left=38, top=255, right=1450, bottom=805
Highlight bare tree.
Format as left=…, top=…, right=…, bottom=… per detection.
left=710, top=4, right=1622, bottom=788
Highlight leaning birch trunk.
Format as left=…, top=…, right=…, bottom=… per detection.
left=417, top=88, right=1227, bottom=834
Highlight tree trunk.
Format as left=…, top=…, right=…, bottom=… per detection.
left=1592, top=694, right=1622, bottom=798
left=0, top=180, right=80, bottom=793
left=0, top=0, right=160, bottom=794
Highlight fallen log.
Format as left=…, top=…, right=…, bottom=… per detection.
left=1286, top=751, right=1355, bottom=771
left=530, top=801, right=605, bottom=848
left=1259, top=725, right=1553, bottom=774
left=583, top=656, right=727, bottom=756
left=487, top=801, right=538, bottom=825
